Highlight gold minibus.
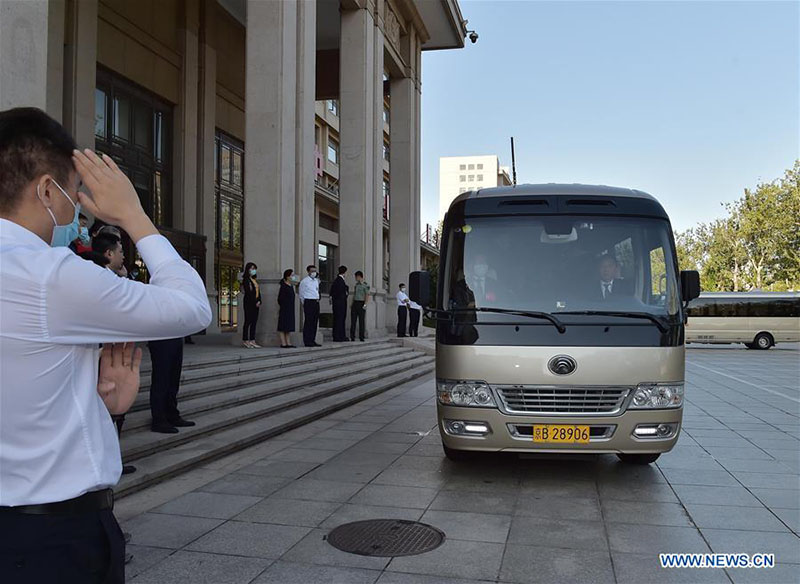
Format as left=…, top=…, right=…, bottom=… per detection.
left=410, top=184, right=700, bottom=464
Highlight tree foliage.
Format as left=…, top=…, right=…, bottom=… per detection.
left=675, top=161, right=800, bottom=291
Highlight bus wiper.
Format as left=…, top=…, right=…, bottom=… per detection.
left=557, top=310, right=670, bottom=333
left=449, top=307, right=566, bottom=333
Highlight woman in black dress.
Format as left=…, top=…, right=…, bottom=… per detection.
left=277, top=269, right=297, bottom=348
left=241, top=262, right=262, bottom=348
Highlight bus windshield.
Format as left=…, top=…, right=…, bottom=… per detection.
left=443, top=215, right=680, bottom=319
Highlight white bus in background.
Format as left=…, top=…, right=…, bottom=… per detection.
left=685, top=292, right=800, bottom=349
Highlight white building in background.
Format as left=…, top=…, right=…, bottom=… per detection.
left=439, top=155, right=512, bottom=218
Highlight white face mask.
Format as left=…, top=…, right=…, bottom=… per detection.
left=400, top=287, right=406, bottom=293
left=473, top=263, right=489, bottom=277
left=310, top=271, right=318, bottom=279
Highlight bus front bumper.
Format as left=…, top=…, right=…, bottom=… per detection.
left=437, top=404, right=682, bottom=454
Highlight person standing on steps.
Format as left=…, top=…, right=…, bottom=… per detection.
left=241, top=261, right=262, bottom=348
left=329, top=265, right=349, bottom=342
left=299, top=264, right=321, bottom=347
left=396, top=283, right=411, bottom=337
left=350, top=270, right=369, bottom=342
left=148, top=335, right=195, bottom=434
left=278, top=269, right=297, bottom=348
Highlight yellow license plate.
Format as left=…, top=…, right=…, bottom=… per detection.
left=532, top=425, right=590, bottom=444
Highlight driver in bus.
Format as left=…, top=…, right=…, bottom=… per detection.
left=595, top=254, right=633, bottom=300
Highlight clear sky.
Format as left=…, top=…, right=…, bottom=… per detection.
left=419, top=0, right=799, bottom=233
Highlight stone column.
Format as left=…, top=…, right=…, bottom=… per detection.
left=0, top=0, right=65, bottom=117
left=339, top=2, right=384, bottom=337
left=199, top=0, right=219, bottom=332
left=371, top=6, right=387, bottom=333
left=388, top=29, right=421, bottom=327
left=62, top=0, right=97, bottom=149
left=176, top=0, right=200, bottom=233
left=294, top=0, right=316, bottom=345
left=243, top=0, right=317, bottom=346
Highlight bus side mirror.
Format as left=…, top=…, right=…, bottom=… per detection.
left=680, top=270, right=700, bottom=302
left=409, top=271, right=430, bottom=307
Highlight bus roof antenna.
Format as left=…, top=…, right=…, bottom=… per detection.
left=510, top=137, right=518, bottom=186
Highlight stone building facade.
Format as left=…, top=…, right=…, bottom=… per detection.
left=0, top=0, right=466, bottom=343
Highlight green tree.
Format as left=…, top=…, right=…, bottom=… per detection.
left=674, top=161, right=799, bottom=292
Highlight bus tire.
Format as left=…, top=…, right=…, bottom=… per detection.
left=617, top=453, right=660, bottom=465
left=753, top=332, right=773, bottom=350
left=443, top=444, right=475, bottom=461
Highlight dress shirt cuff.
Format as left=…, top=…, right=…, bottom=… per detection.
left=135, top=234, right=182, bottom=271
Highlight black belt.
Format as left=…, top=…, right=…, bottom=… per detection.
left=0, top=488, right=114, bottom=515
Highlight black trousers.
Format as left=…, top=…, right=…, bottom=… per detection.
left=350, top=301, right=366, bottom=340
left=0, top=508, right=125, bottom=583
left=332, top=299, right=348, bottom=341
left=397, top=306, right=408, bottom=337
left=243, top=304, right=259, bottom=341
left=409, top=308, right=420, bottom=336
left=148, top=337, right=184, bottom=425
left=303, top=299, right=320, bottom=346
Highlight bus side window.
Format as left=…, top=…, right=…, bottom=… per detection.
left=649, top=246, right=666, bottom=304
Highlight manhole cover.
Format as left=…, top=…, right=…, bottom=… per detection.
left=326, top=519, right=445, bottom=557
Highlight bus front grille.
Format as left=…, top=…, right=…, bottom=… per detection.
left=494, top=385, right=631, bottom=415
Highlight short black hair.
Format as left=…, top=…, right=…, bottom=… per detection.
left=338, top=265, right=348, bottom=275
left=0, top=108, right=77, bottom=214
left=92, top=232, right=121, bottom=256
left=283, top=269, right=294, bottom=280
left=399, top=283, right=406, bottom=288
left=355, top=270, right=364, bottom=278
left=306, top=265, right=316, bottom=272
left=79, top=250, right=110, bottom=268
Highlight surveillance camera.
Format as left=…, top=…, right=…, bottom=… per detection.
left=468, top=31, right=479, bottom=44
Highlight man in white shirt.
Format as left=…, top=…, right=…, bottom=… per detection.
left=0, top=107, right=211, bottom=583
left=298, top=264, right=322, bottom=347
left=396, top=283, right=411, bottom=337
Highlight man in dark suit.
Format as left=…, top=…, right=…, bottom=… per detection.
left=596, top=255, right=633, bottom=301
left=329, top=265, right=349, bottom=342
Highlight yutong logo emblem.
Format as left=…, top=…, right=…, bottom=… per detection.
left=548, top=355, right=577, bottom=375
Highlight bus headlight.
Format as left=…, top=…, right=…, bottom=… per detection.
left=629, top=383, right=684, bottom=409
left=437, top=380, right=496, bottom=407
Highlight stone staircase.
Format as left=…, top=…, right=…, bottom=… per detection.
left=116, top=339, right=434, bottom=497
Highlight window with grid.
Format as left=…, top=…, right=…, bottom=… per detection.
left=214, top=131, right=245, bottom=329
left=95, top=68, right=172, bottom=228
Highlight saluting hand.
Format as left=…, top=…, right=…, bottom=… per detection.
left=72, top=149, right=159, bottom=243
left=97, top=343, right=143, bottom=415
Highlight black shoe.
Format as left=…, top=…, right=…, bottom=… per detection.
left=122, top=465, right=137, bottom=475
left=169, top=417, right=196, bottom=427
left=151, top=423, right=179, bottom=434
left=313, top=342, right=322, bottom=347
left=360, top=338, right=365, bottom=342
left=288, top=344, right=297, bottom=348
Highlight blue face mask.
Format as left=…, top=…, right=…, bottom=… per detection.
left=38, top=179, right=80, bottom=247
left=78, top=226, right=90, bottom=245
